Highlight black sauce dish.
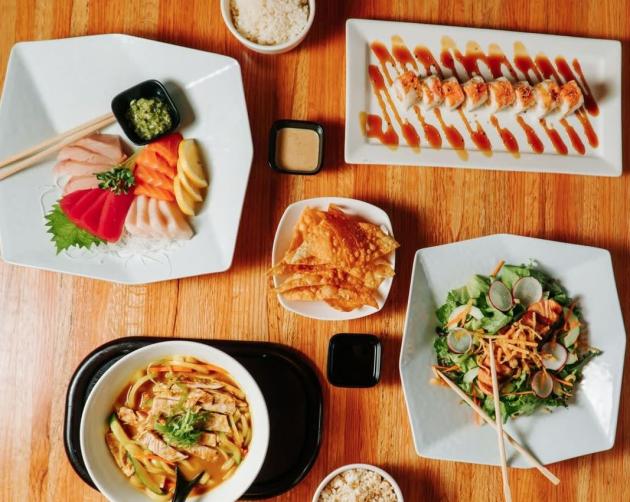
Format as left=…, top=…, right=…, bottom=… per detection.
left=268, top=119, right=324, bottom=175
left=111, top=79, right=180, bottom=145
left=327, top=333, right=382, bottom=388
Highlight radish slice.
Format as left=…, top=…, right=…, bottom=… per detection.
left=512, top=277, right=543, bottom=307
left=447, top=328, right=473, bottom=354
left=541, top=342, right=568, bottom=371
left=448, top=304, right=484, bottom=323
left=531, top=370, right=554, bottom=398
left=488, top=281, right=513, bottom=312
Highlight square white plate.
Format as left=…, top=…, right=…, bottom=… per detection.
left=345, top=19, right=622, bottom=176
left=400, top=234, right=626, bottom=466
left=0, top=34, right=253, bottom=284
left=271, top=197, right=396, bottom=321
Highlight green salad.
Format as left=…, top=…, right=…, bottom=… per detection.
left=433, top=260, right=601, bottom=422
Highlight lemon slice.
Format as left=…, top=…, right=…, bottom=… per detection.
left=179, top=171, right=203, bottom=202
left=178, top=139, right=208, bottom=188
left=173, top=176, right=195, bottom=216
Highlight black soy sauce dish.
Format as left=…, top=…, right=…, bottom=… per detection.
left=111, top=79, right=181, bottom=145
left=327, top=334, right=382, bottom=388
left=268, top=119, right=324, bottom=175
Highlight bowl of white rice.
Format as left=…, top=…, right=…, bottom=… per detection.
left=220, top=0, right=315, bottom=54
left=312, top=463, right=404, bottom=502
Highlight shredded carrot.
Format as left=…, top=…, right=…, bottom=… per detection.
left=446, top=301, right=473, bottom=327
left=490, top=259, right=505, bottom=277
left=149, top=365, right=194, bottom=373
left=145, top=453, right=174, bottom=465
left=552, top=375, right=574, bottom=387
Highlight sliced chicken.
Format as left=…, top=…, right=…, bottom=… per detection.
left=182, top=445, right=218, bottom=462
left=105, top=432, right=134, bottom=477
left=53, top=160, right=112, bottom=178
left=200, top=391, right=236, bottom=415
left=199, top=432, right=218, bottom=448
left=74, top=134, right=126, bottom=163
left=117, top=406, right=140, bottom=426
left=137, top=431, right=188, bottom=463
left=63, top=175, right=100, bottom=194
left=205, top=413, right=231, bottom=433
left=149, top=396, right=178, bottom=417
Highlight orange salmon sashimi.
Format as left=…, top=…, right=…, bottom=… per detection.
left=136, top=148, right=176, bottom=178
left=147, top=132, right=182, bottom=168
left=135, top=182, right=175, bottom=202
left=134, top=165, right=174, bottom=190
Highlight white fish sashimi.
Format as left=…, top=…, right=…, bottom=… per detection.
left=63, top=175, right=100, bottom=194
left=74, top=134, right=126, bottom=163
left=125, top=195, right=193, bottom=241
left=53, top=160, right=112, bottom=178
left=157, top=200, right=193, bottom=240
left=57, top=145, right=118, bottom=165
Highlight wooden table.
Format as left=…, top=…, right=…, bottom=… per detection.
left=0, top=1, right=628, bottom=501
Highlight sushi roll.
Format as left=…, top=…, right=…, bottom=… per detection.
left=392, top=71, right=422, bottom=109
left=558, top=80, right=584, bottom=117
left=513, top=81, right=536, bottom=114
left=462, top=76, right=489, bottom=111
left=533, top=79, right=561, bottom=118
left=441, top=77, right=465, bottom=110
left=488, top=77, right=516, bottom=113
left=420, top=75, right=444, bottom=109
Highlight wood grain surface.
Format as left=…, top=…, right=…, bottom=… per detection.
left=0, top=1, right=629, bottom=501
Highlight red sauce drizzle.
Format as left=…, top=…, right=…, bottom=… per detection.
left=360, top=112, right=399, bottom=147
left=368, top=64, right=386, bottom=91
left=559, top=118, right=585, bottom=155
left=486, top=44, right=519, bottom=80
left=402, top=121, right=421, bottom=151
left=572, top=59, right=600, bottom=116
left=413, top=46, right=443, bottom=77
left=440, top=50, right=456, bottom=74
left=433, top=108, right=467, bottom=160
left=457, top=109, right=492, bottom=156
left=490, top=115, right=520, bottom=158
left=534, top=54, right=561, bottom=83
left=554, top=57, right=577, bottom=84
left=392, top=39, right=418, bottom=71
left=370, top=41, right=395, bottom=85
left=413, top=107, right=442, bottom=149
left=576, top=110, right=599, bottom=148
left=514, top=56, right=542, bottom=84
left=539, top=118, right=568, bottom=155
left=516, top=116, right=544, bottom=154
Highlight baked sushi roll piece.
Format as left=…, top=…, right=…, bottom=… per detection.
left=462, top=76, right=489, bottom=111
left=420, top=75, right=444, bottom=109
left=441, top=77, right=465, bottom=110
left=533, top=79, right=561, bottom=118
left=392, top=70, right=422, bottom=109
left=558, top=80, right=584, bottom=117
left=488, top=77, right=516, bottom=113
left=513, top=81, right=536, bottom=114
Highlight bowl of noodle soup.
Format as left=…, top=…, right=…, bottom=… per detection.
left=80, top=340, right=269, bottom=502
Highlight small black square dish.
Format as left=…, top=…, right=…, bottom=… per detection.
left=111, top=79, right=180, bottom=145
left=327, top=333, right=381, bottom=388
left=268, top=119, right=324, bottom=175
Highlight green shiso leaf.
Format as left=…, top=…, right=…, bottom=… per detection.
left=44, top=204, right=103, bottom=254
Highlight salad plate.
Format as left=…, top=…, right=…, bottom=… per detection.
left=345, top=19, right=622, bottom=176
left=399, top=234, right=626, bottom=467
left=0, top=34, right=253, bottom=284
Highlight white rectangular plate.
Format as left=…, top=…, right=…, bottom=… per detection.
left=345, top=19, right=622, bottom=176
left=400, top=234, right=626, bottom=466
left=0, top=34, right=253, bottom=284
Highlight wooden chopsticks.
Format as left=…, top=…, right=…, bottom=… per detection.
left=0, top=112, right=116, bottom=181
left=433, top=367, right=560, bottom=486
left=489, top=339, right=512, bottom=502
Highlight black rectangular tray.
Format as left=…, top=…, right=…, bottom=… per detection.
left=64, top=337, right=323, bottom=500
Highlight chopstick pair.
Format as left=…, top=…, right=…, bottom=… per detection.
left=433, top=366, right=560, bottom=488
left=0, top=112, right=115, bottom=181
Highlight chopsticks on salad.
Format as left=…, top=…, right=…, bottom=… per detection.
left=489, top=339, right=512, bottom=502
left=0, top=112, right=115, bottom=181
left=432, top=366, right=560, bottom=486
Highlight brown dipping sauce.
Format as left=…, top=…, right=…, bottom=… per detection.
left=273, top=125, right=322, bottom=173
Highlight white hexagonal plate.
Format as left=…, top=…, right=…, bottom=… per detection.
left=400, top=234, right=625, bottom=467
left=0, top=35, right=252, bottom=284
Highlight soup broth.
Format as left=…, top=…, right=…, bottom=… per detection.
left=105, top=356, right=252, bottom=500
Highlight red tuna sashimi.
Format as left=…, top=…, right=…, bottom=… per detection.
left=147, top=132, right=182, bottom=168
left=98, top=191, right=135, bottom=242
left=60, top=189, right=101, bottom=217
left=77, top=190, right=109, bottom=237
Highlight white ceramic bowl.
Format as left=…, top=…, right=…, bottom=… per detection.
left=220, top=0, right=315, bottom=54
left=80, top=341, right=270, bottom=502
left=271, top=197, right=397, bottom=321
left=312, top=463, right=404, bottom=502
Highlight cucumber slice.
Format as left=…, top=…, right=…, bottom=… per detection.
left=563, top=326, right=580, bottom=347
left=128, top=453, right=164, bottom=495
left=448, top=304, right=483, bottom=323
left=109, top=413, right=134, bottom=448
left=463, top=366, right=479, bottom=383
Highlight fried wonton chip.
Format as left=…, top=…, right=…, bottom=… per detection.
left=270, top=204, right=399, bottom=312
